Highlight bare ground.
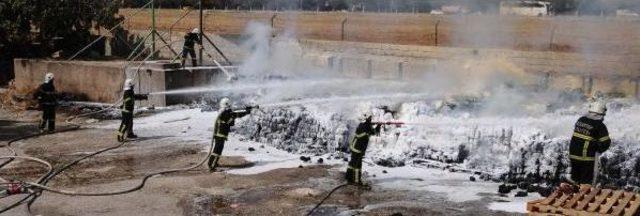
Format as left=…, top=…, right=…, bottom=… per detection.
left=1, top=109, right=520, bottom=216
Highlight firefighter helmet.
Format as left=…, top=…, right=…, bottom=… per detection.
left=123, top=79, right=134, bottom=90
left=192, top=28, right=200, bottom=34
left=589, top=101, right=607, bottom=115
left=219, top=97, right=231, bottom=110
left=44, top=73, right=54, bottom=83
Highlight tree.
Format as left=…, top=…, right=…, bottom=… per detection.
left=0, top=0, right=123, bottom=85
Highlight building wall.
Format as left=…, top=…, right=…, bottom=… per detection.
left=13, top=59, right=127, bottom=103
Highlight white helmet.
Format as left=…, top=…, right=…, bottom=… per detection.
left=123, top=79, right=134, bottom=90
left=219, top=98, right=231, bottom=110
left=191, top=28, right=200, bottom=34
left=359, top=110, right=373, bottom=123
left=589, top=101, right=607, bottom=115
left=44, top=73, right=54, bottom=83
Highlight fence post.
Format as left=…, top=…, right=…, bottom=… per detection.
left=271, top=14, right=277, bottom=37
left=549, top=26, right=556, bottom=50
left=341, top=18, right=348, bottom=41
left=435, top=20, right=440, bottom=46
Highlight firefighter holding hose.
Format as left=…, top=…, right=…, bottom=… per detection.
left=33, top=73, right=57, bottom=133
left=181, top=28, right=202, bottom=67
left=568, top=101, right=611, bottom=185
left=208, top=98, right=256, bottom=172
left=346, top=110, right=383, bottom=188
left=116, top=79, right=148, bottom=142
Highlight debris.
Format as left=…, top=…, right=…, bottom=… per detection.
left=260, top=145, right=265, bottom=148
left=298, top=165, right=303, bottom=168
left=382, top=170, right=388, bottom=174
left=85, top=119, right=99, bottom=124
left=248, top=147, right=255, bottom=152
left=469, top=176, right=476, bottom=182
left=498, top=184, right=517, bottom=194
left=299, top=156, right=311, bottom=162
left=316, top=158, right=323, bottom=164
left=515, top=191, right=528, bottom=197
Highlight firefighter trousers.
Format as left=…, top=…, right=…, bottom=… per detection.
left=117, top=112, right=134, bottom=139
left=208, top=137, right=226, bottom=171
left=346, top=152, right=363, bottom=184
left=181, top=48, right=197, bottom=67
left=570, top=159, right=595, bottom=185
left=39, top=105, right=56, bottom=132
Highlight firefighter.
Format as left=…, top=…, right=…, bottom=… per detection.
left=181, top=28, right=202, bottom=67
left=33, top=73, right=57, bottom=133
left=569, top=101, right=611, bottom=184
left=117, top=79, right=148, bottom=142
left=346, top=110, right=382, bottom=187
left=208, top=98, right=255, bottom=172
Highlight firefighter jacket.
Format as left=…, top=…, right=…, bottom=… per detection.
left=183, top=33, right=201, bottom=50
left=213, top=108, right=250, bottom=140
left=121, top=89, right=148, bottom=113
left=34, top=82, right=57, bottom=106
left=569, top=114, right=611, bottom=162
left=349, top=121, right=381, bottom=155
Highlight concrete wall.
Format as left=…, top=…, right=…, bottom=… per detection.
left=299, top=39, right=640, bottom=98
left=13, top=59, right=126, bottom=103
left=14, top=59, right=229, bottom=106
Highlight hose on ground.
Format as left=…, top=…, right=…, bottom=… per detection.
left=305, top=183, right=349, bottom=216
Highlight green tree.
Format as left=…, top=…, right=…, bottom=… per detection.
left=0, top=0, right=123, bottom=85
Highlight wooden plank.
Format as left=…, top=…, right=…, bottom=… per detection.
left=576, top=188, right=601, bottom=210
left=623, top=195, right=640, bottom=216
left=528, top=199, right=544, bottom=212
left=612, top=192, right=635, bottom=216
left=588, top=189, right=612, bottom=212
left=541, top=191, right=560, bottom=205
left=564, top=186, right=591, bottom=209
left=601, top=190, right=625, bottom=214
left=553, top=194, right=571, bottom=207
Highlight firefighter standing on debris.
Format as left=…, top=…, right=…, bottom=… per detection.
left=181, top=28, right=202, bottom=67
left=117, top=79, right=148, bottom=142
left=346, top=110, right=382, bottom=187
left=208, top=98, right=255, bottom=172
left=33, top=73, right=57, bottom=133
left=569, top=101, right=611, bottom=184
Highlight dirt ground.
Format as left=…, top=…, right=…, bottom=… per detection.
left=0, top=108, right=520, bottom=216
left=120, top=9, right=640, bottom=55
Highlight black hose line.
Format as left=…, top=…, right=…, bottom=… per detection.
left=305, top=183, right=349, bottom=216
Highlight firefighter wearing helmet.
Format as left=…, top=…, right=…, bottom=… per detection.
left=345, top=109, right=382, bottom=187
left=568, top=101, right=611, bottom=184
left=208, top=98, right=256, bottom=172
left=33, top=73, right=57, bottom=133
left=181, top=28, right=202, bottom=67
left=116, top=79, right=148, bottom=142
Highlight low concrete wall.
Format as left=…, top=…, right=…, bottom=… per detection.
left=13, top=59, right=126, bottom=103
left=13, top=59, right=229, bottom=106
left=299, top=39, right=640, bottom=98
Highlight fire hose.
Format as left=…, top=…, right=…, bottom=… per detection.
left=0, top=40, right=188, bottom=213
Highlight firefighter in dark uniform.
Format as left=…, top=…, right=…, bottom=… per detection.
left=34, top=73, right=57, bottom=133
left=346, top=111, right=382, bottom=186
left=117, top=79, right=148, bottom=142
left=569, top=101, right=611, bottom=184
left=208, top=98, right=255, bottom=172
left=181, top=28, right=202, bottom=67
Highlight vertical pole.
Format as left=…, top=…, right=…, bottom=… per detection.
left=151, top=0, right=156, bottom=60
left=341, top=18, right=347, bottom=41
left=199, top=0, right=204, bottom=65
left=549, top=26, right=556, bottom=51
left=435, top=20, right=440, bottom=46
